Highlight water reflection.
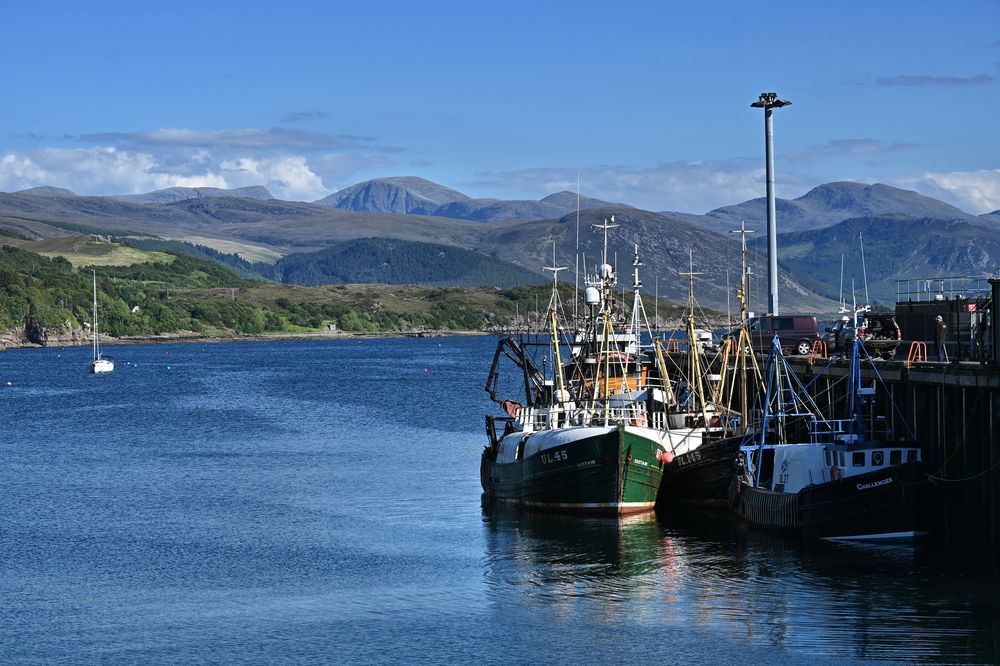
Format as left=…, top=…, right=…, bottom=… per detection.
left=482, top=502, right=999, bottom=663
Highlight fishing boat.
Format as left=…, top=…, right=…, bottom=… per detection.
left=481, top=220, right=691, bottom=514
left=90, top=270, right=114, bottom=374
left=659, top=223, right=763, bottom=507
left=730, top=330, right=924, bottom=541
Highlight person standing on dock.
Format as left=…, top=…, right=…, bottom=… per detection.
left=934, top=315, right=948, bottom=362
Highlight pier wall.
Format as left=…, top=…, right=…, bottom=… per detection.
left=785, top=357, right=1000, bottom=558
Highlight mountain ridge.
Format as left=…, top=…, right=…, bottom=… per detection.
left=662, top=181, right=979, bottom=234
left=314, top=176, right=628, bottom=222
left=1, top=176, right=996, bottom=312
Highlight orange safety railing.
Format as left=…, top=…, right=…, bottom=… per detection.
left=665, top=338, right=681, bottom=353
left=809, top=340, right=827, bottom=365
left=906, top=341, right=928, bottom=367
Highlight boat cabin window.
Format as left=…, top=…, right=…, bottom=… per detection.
left=871, top=450, right=885, bottom=466
left=825, top=450, right=832, bottom=466
left=907, top=450, right=918, bottom=463
left=838, top=451, right=846, bottom=467
left=889, top=450, right=902, bottom=465
left=852, top=451, right=865, bottom=467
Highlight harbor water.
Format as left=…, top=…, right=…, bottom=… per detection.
left=1, top=336, right=997, bottom=663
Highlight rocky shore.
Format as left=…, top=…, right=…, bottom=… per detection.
left=0, top=327, right=491, bottom=351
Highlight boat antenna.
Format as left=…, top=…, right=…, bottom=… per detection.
left=851, top=278, right=857, bottom=323
left=859, top=232, right=870, bottom=307
left=839, top=254, right=846, bottom=312
left=726, top=269, right=731, bottom=328
left=654, top=275, right=659, bottom=335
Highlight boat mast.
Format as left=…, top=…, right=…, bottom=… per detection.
left=591, top=215, right=618, bottom=425
left=727, top=220, right=763, bottom=431
left=860, top=232, right=870, bottom=308
left=92, top=269, right=99, bottom=361
left=629, top=244, right=643, bottom=352
left=679, top=251, right=710, bottom=429
left=543, top=241, right=569, bottom=409
left=574, top=171, right=580, bottom=323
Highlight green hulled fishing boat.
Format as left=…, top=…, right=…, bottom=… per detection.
left=481, top=220, right=704, bottom=514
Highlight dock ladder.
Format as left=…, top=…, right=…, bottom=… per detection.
left=809, top=340, right=827, bottom=365
left=906, top=341, right=928, bottom=367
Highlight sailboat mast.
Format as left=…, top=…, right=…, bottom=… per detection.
left=92, top=269, right=99, bottom=360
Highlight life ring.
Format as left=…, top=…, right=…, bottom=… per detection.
left=501, top=399, right=523, bottom=419
left=830, top=466, right=844, bottom=481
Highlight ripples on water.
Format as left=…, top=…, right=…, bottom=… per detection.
left=1, top=337, right=997, bottom=664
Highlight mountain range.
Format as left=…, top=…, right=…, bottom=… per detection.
left=314, top=176, right=625, bottom=221
left=2, top=177, right=999, bottom=313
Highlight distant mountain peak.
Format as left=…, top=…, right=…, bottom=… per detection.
left=15, top=186, right=78, bottom=197
left=667, top=180, right=975, bottom=234
left=314, top=177, right=625, bottom=221
left=114, top=186, right=273, bottom=204
left=313, top=176, right=472, bottom=215
left=540, top=191, right=629, bottom=210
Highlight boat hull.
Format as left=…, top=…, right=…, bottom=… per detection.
left=731, top=461, right=924, bottom=540
left=481, top=425, right=664, bottom=514
left=91, top=358, right=114, bottom=374
left=658, top=434, right=742, bottom=508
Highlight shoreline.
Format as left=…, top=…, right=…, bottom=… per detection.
left=0, top=328, right=494, bottom=351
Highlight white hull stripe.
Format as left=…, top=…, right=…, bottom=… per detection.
left=496, top=498, right=656, bottom=511
left=823, top=530, right=929, bottom=542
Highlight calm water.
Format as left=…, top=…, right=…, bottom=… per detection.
left=1, top=336, right=997, bottom=664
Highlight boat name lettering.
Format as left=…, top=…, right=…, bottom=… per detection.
left=856, top=477, right=893, bottom=491
left=541, top=450, right=568, bottom=465
left=576, top=460, right=596, bottom=468
left=631, top=458, right=649, bottom=467
left=676, top=451, right=702, bottom=467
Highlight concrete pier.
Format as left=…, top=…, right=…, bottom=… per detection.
left=783, top=356, right=1000, bottom=558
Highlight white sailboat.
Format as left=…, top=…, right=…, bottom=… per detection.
left=90, top=270, right=114, bottom=374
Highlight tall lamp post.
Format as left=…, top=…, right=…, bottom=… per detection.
left=751, top=91, right=791, bottom=316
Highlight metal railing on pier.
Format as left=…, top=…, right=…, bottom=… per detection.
left=895, top=276, right=993, bottom=303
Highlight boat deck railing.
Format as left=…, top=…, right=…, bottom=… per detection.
left=895, top=275, right=992, bottom=303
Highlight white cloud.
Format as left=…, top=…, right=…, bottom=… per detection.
left=0, top=146, right=334, bottom=201
left=0, top=126, right=410, bottom=201
left=463, top=160, right=814, bottom=214
left=896, top=169, right=1000, bottom=214
left=219, top=155, right=328, bottom=201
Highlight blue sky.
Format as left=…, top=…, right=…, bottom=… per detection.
left=2, top=0, right=998, bottom=213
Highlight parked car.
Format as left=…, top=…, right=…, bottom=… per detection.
left=822, top=313, right=902, bottom=358
left=725, top=315, right=821, bottom=356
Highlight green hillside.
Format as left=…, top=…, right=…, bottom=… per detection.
left=267, top=237, right=546, bottom=287
left=0, top=240, right=689, bottom=344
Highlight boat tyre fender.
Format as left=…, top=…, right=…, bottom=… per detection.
left=830, top=466, right=844, bottom=481
left=501, top=399, right=523, bottom=419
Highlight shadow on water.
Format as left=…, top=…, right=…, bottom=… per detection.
left=481, top=500, right=1000, bottom=663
